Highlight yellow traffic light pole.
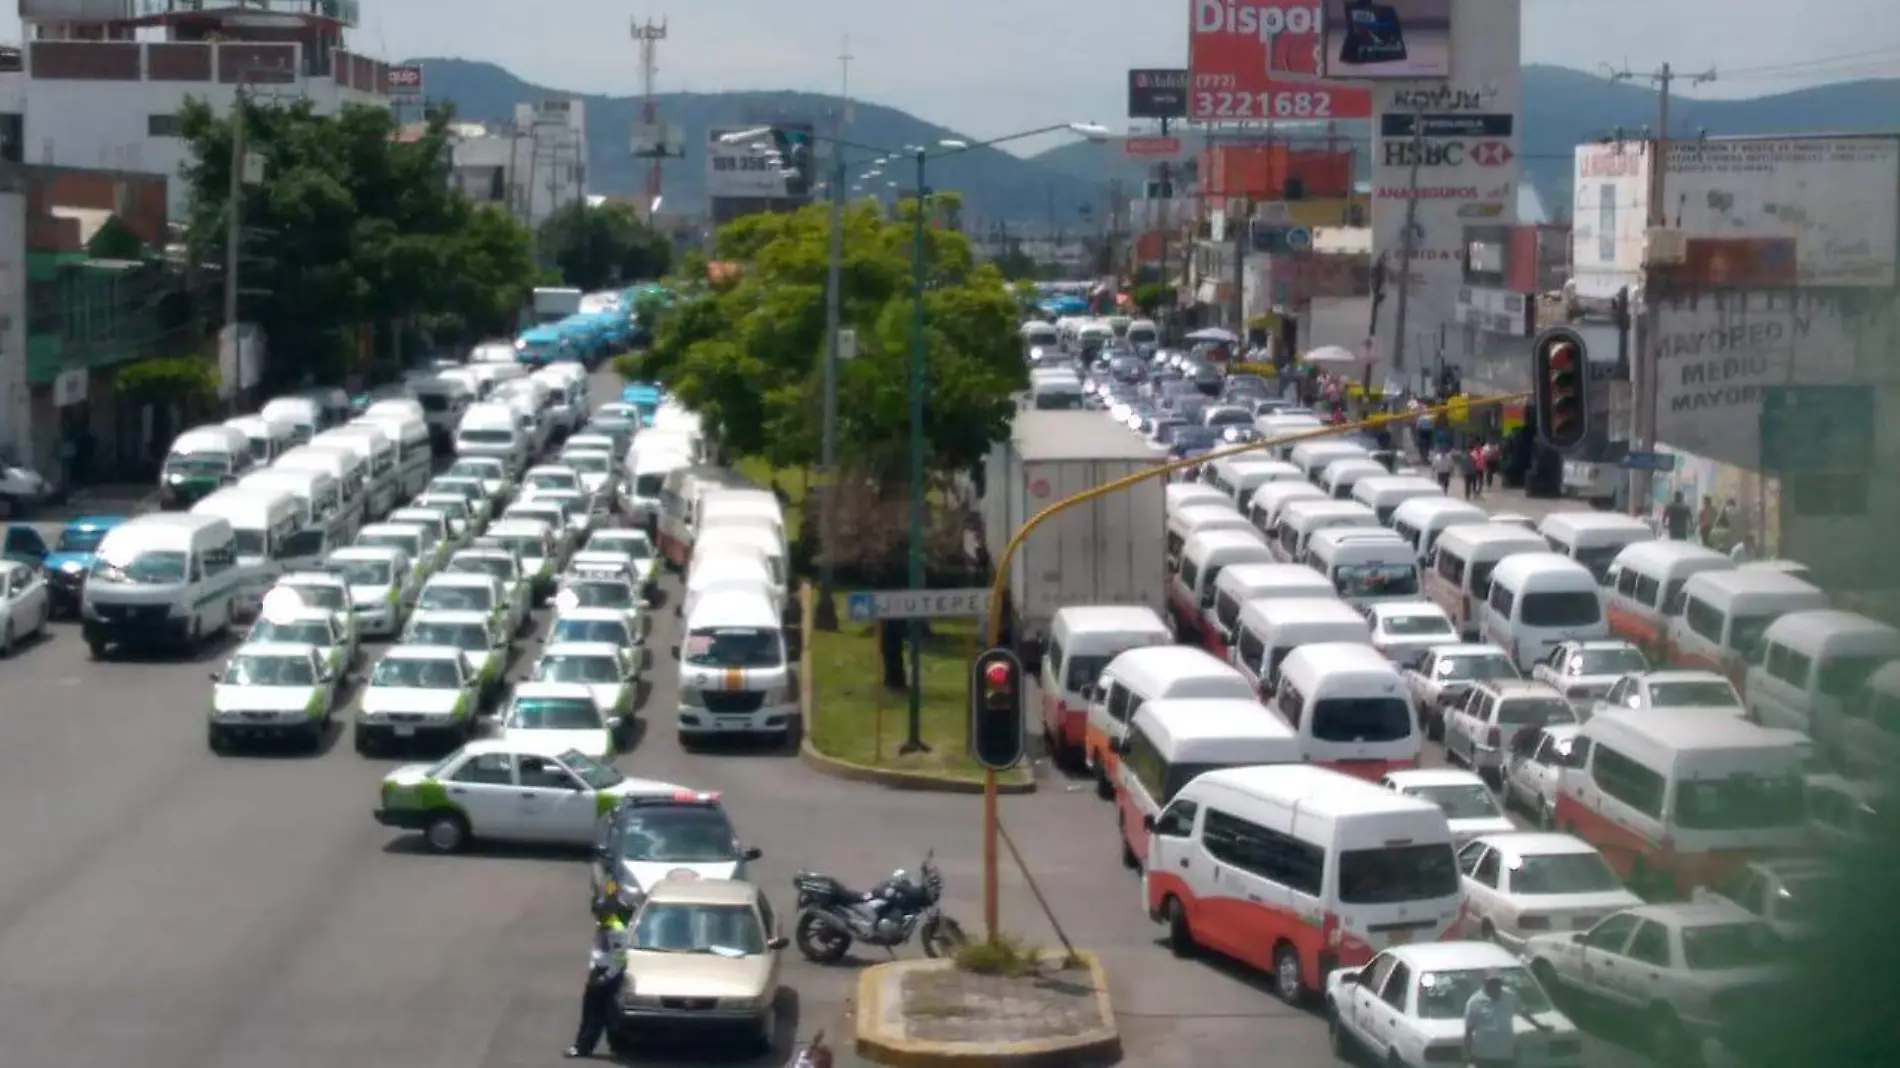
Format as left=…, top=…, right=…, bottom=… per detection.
left=973, top=392, right=1530, bottom=941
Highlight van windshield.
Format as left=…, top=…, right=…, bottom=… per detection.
left=1674, top=774, right=1807, bottom=830
left=1519, top=591, right=1602, bottom=627
left=635, top=473, right=667, bottom=496
left=460, top=429, right=515, bottom=445
left=1063, top=654, right=1113, bottom=693
left=1033, top=391, right=1084, bottom=411
left=232, top=529, right=266, bottom=558
left=1572, top=546, right=1626, bottom=582
left=1335, top=563, right=1419, bottom=599
left=93, top=550, right=188, bottom=584
left=166, top=453, right=229, bottom=475
left=1310, top=697, right=1413, bottom=743
left=684, top=626, right=782, bottom=669
left=1337, top=843, right=1458, bottom=904
left=57, top=527, right=111, bottom=553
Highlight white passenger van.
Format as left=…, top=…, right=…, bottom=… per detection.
left=681, top=553, right=778, bottom=621
left=1318, top=457, right=1389, bottom=502
left=1030, top=368, right=1085, bottom=410
left=456, top=402, right=531, bottom=473
left=676, top=588, right=797, bottom=744
left=1205, top=562, right=1335, bottom=661
left=1425, top=524, right=1549, bottom=640
left=1388, top=496, right=1484, bottom=565
left=1841, top=662, right=1900, bottom=777
left=1142, top=763, right=1459, bottom=1003
left=693, top=526, right=788, bottom=598
left=1207, top=457, right=1302, bottom=509
left=1665, top=569, right=1828, bottom=686
left=532, top=364, right=584, bottom=434
left=407, top=372, right=475, bottom=449
left=1246, top=480, right=1327, bottom=541
left=274, top=445, right=367, bottom=539
left=312, top=424, right=397, bottom=521
left=624, top=441, right=692, bottom=528
left=1171, top=528, right=1274, bottom=645
left=1349, top=474, right=1443, bottom=525
left=191, top=486, right=306, bottom=617
left=1233, top=597, right=1373, bottom=696
left=1745, top=609, right=1900, bottom=753
left=1289, top=440, right=1368, bottom=484
left=1255, top=414, right=1326, bottom=460
left=81, top=513, right=242, bottom=657
left=1114, top=698, right=1300, bottom=867
left=1603, top=541, right=1733, bottom=654
left=1165, top=504, right=1254, bottom=575
left=1272, top=642, right=1425, bottom=779
left=1126, top=318, right=1159, bottom=347
left=159, top=425, right=252, bottom=509
left=1165, top=482, right=1229, bottom=517
left=1554, top=708, right=1808, bottom=898
left=658, top=467, right=756, bottom=570
left=696, top=490, right=787, bottom=558
left=1040, top=605, right=1174, bottom=768
left=1537, top=512, right=1655, bottom=586
left=259, top=396, right=321, bottom=444
left=1481, top=553, right=1608, bottom=670
left=354, top=410, right=432, bottom=499
left=1083, top=645, right=1254, bottom=800
left=239, top=467, right=351, bottom=549
left=224, top=413, right=297, bottom=465
left=1307, top=528, right=1420, bottom=608
left=1272, top=499, right=1378, bottom=565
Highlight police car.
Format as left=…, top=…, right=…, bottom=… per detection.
left=497, top=681, right=624, bottom=759
left=326, top=545, right=417, bottom=638
left=580, top=528, right=658, bottom=592
left=529, top=641, right=642, bottom=723
left=415, top=572, right=512, bottom=640
left=375, top=739, right=686, bottom=854
left=590, top=791, right=761, bottom=909
left=442, top=547, right=531, bottom=635
left=208, top=640, right=339, bottom=752
left=400, top=609, right=507, bottom=700
left=271, top=570, right=356, bottom=645
left=548, top=606, right=644, bottom=651
left=356, top=644, right=481, bottom=754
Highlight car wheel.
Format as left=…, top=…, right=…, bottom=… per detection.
left=1273, top=943, right=1304, bottom=1005
left=354, top=731, right=375, bottom=757
left=88, top=638, right=109, bottom=661
left=1648, top=1004, right=1688, bottom=1062
left=422, top=811, right=470, bottom=854
left=1479, top=919, right=1497, bottom=943
left=1164, top=898, right=1195, bottom=957
left=207, top=725, right=229, bottom=754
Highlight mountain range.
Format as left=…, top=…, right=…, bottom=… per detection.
left=412, top=57, right=1900, bottom=225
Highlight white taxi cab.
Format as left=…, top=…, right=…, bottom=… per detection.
left=208, top=640, right=339, bottom=752
left=401, top=609, right=507, bottom=700
left=498, top=681, right=626, bottom=760
left=529, top=640, right=642, bottom=728
left=355, top=644, right=481, bottom=754
left=1326, top=941, right=1581, bottom=1068
left=270, top=570, right=355, bottom=645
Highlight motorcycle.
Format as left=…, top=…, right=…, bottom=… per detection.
left=791, top=850, right=966, bottom=964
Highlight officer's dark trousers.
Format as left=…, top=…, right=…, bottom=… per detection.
left=572, top=977, right=620, bottom=1054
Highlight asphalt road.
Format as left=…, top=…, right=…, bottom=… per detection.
left=0, top=385, right=1649, bottom=1068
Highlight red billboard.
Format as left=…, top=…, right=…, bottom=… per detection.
left=1187, top=1, right=1373, bottom=121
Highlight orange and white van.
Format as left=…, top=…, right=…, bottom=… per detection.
left=1744, top=609, right=1900, bottom=758
left=1271, top=641, right=1424, bottom=779
left=1553, top=707, right=1808, bottom=898
left=1082, top=645, right=1253, bottom=800
left=1206, top=563, right=1335, bottom=662
left=1112, top=698, right=1299, bottom=868
left=1664, top=568, right=1828, bottom=687
left=1142, top=763, right=1460, bottom=1003
left=1247, top=480, right=1327, bottom=542
left=1480, top=553, right=1608, bottom=671
left=1424, top=523, right=1548, bottom=640
left=1233, top=597, right=1371, bottom=695
left=1271, top=499, right=1379, bottom=565
left=656, top=466, right=752, bottom=569
left=1165, top=504, right=1253, bottom=576
left=1037, top=605, right=1173, bottom=769
left=1603, top=540, right=1732, bottom=656
left=1536, top=511, right=1654, bottom=586
left=1170, top=528, right=1274, bottom=645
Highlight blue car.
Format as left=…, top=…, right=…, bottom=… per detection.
left=42, top=514, right=127, bottom=618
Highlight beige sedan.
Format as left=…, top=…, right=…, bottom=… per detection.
left=614, top=877, right=785, bottom=1052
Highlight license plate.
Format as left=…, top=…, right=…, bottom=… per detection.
left=394, top=725, right=416, bottom=737
left=1387, top=929, right=1412, bottom=945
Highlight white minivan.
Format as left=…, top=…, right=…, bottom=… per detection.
left=190, top=486, right=307, bottom=617
left=82, top=513, right=242, bottom=657
left=1084, top=645, right=1254, bottom=800
left=1745, top=609, right=1900, bottom=756
left=353, top=412, right=433, bottom=499
left=1425, top=524, right=1550, bottom=640
left=1603, top=540, right=1733, bottom=655
left=1388, top=496, right=1485, bottom=565
left=1272, top=499, right=1379, bottom=565
left=1112, top=698, right=1300, bottom=868
left=1165, top=504, right=1253, bottom=574
left=676, top=588, right=797, bottom=744
left=313, top=424, right=398, bottom=521
left=1305, top=528, right=1420, bottom=608
left=159, top=425, right=251, bottom=509
left=1041, top=605, right=1174, bottom=770
left=1171, top=528, right=1274, bottom=644
left=1270, top=641, right=1425, bottom=780
left=1232, top=597, right=1372, bottom=695
left=1665, top=569, right=1829, bottom=686
left=1204, top=562, right=1335, bottom=662
left=1289, top=440, right=1369, bottom=484
left=1537, top=512, right=1655, bottom=586
left=456, top=403, right=531, bottom=473
left=1481, top=553, right=1609, bottom=670
left=1246, top=480, right=1327, bottom=541
left=1348, top=474, right=1443, bottom=525
left=274, top=445, right=367, bottom=540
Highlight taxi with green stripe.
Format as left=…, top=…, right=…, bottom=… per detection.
left=498, top=681, right=627, bottom=761
left=356, top=644, right=481, bottom=755
left=400, top=608, right=508, bottom=700
left=208, top=640, right=339, bottom=752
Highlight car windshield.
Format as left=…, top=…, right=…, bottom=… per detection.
left=549, top=616, right=631, bottom=644
left=331, top=559, right=392, bottom=586
left=432, top=478, right=482, bottom=499
left=634, top=473, right=667, bottom=496
left=418, top=584, right=495, bottom=613
left=591, top=534, right=653, bottom=560
left=1337, top=563, right=1420, bottom=598
left=1509, top=851, right=1624, bottom=894
left=421, top=498, right=469, bottom=521
left=561, top=749, right=623, bottom=789
left=1206, top=408, right=1252, bottom=427
left=613, top=804, right=739, bottom=863
left=1409, top=784, right=1504, bottom=821
left=562, top=581, right=634, bottom=609
left=1384, top=613, right=1455, bottom=638
left=1674, top=774, right=1807, bottom=830
left=1574, top=648, right=1649, bottom=676
left=285, top=584, right=344, bottom=610
left=448, top=556, right=515, bottom=583
left=407, top=622, right=489, bottom=651
left=1648, top=679, right=1741, bottom=707
left=358, top=533, right=420, bottom=556
left=250, top=619, right=333, bottom=646
left=1338, top=843, right=1459, bottom=904
left=1310, top=697, right=1414, bottom=743
left=684, top=626, right=782, bottom=668
left=222, top=653, right=315, bottom=687
left=446, top=462, right=499, bottom=480
left=57, top=527, right=111, bottom=553
left=166, top=453, right=229, bottom=475
left=1437, top=654, right=1520, bottom=682
left=92, top=550, right=189, bottom=584
left=371, top=657, right=463, bottom=688
left=566, top=453, right=610, bottom=473
left=1498, top=697, right=1575, bottom=727
left=460, top=429, right=515, bottom=445
left=1681, top=922, right=1784, bottom=970
left=494, top=536, right=544, bottom=560
left=528, top=472, right=577, bottom=490
left=1414, top=967, right=1552, bottom=1020
left=631, top=903, right=765, bottom=956
left=506, top=697, right=601, bottom=731
left=534, top=654, right=622, bottom=685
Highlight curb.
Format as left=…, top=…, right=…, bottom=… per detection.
left=853, top=954, right=1121, bottom=1068
left=798, top=740, right=1037, bottom=795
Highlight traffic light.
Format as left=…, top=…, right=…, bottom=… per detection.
left=969, top=647, right=1026, bottom=771
left=1533, top=326, right=1590, bottom=454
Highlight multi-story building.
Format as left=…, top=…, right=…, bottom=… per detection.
left=448, top=99, right=588, bottom=234
left=13, top=0, right=394, bottom=217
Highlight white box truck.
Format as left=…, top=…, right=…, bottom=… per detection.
left=982, top=410, right=1170, bottom=667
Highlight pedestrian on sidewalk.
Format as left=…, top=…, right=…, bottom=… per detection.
left=1664, top=491, right=1692, bottom=541
left=1431, top=448, right=1454, bottom=492
left=1482, top=440, right=1501, bottom=489
left=1696, top=497, right=1717, bottom=546
left=1457, top=447, right=1480, bottom=499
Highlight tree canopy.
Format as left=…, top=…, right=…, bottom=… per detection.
left=177, top=99, right=536, bottom=387
left=624, top=199, right=1024, bottom=480
left=538, top=201, right=673, bottom=291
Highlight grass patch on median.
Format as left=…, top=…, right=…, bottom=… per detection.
left=808, top=598, right=1030, bottom=786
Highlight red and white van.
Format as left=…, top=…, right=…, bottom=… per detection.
left=1603, top=540, right=1732, bottom=657
left=1036, top=605, right=1173, bottom=769
left=1082, top=645, right=1253, bottom=800
left=1169, top=528, right=1273, bottom=646
left=1112, top=698, right=1298, bottom=868
left=1270, top=641, right=1424, bottom=780
left=1142, top=763, right=1460, bottom=1004
left=1664, top=569, right=1828, bottom=687
left=1206, top=563, right=1335, bottom=663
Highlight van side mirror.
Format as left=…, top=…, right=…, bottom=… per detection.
left=1141, top=814, right=1156, bottom=833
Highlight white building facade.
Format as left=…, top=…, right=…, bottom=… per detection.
left=448, top=98, right=587, bottom=233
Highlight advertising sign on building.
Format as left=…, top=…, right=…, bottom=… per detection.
left=1368, top=0, right=1520, bottom=374
left=631, top=121, right=684, bottom=159
left=1321, top=0, right=1454, bottom=79
left=706, top=124, right=815, bottom=200
left=1124, top=136, right=1184, bottom=158
left=1187, top=1, right=1373, bottom=122
left=1453, top=285, right=1531, bottom=336
left=386, top=64, right=423, bottom=95
left=1570, top=142, right=1649, bottom=297
left=1650, top=290, right=1897, bottom=468
left=1127, top=69, right=1189, bottom=119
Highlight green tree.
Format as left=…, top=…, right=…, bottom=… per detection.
left=992, top=245, right=1039, bottom=281
left=538, top=202, right=673, bottom=292
left=177, top=98, right=534, bottom=386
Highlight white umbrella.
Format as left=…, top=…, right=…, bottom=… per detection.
left=1300, top=345, right=1361, bottom=366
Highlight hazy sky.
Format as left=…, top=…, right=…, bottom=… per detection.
left=6, top=0, right=1895, bottom=153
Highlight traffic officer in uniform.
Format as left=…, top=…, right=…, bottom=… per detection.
left=565, top=891, right=632, bottom=1058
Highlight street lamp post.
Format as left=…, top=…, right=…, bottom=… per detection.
left=902, top=146, right=930, bottom=752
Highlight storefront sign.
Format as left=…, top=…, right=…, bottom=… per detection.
left=1187, top=1, right=1374, bottom=121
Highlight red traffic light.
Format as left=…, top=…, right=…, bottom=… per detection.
left=1547, top=342, right=1577, bottom=372
left=983, top=662, right=1013, bottom=690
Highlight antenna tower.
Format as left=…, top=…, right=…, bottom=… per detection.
left=632, top=17, right=668, bottom=213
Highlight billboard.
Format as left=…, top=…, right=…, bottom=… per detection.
left=706, top=123, right=815, bottom=200
left=386, top=64, right=423, bottom=95
left=1570, top=143, right=1649, bottom=296
left=1127, top=69, right=1189, bottom=120
left=1322, top=0, right=1453, bottom=79
left=1187, top=1, right=1373, bottom=122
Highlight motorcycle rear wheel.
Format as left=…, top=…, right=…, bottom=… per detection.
left=794, top=910, right=853, bottom=964
left=920, top=914, right=968, bottom=959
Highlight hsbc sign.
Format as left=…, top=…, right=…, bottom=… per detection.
left=1382, top=140, right=1514, bottom=168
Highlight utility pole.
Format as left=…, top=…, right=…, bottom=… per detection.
left=815, top=39, right=851, bottom=631
left=1610, top=61, right=1716, bottom=513
left=1155, top=114, right=1172, bottom=340
left=1389, top=119, right=1426, bottom=378
left=223, top=86, right=245, bottom=414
